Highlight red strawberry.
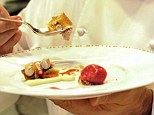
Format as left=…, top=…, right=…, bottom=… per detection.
left=79, top=64, right=107, bottom=85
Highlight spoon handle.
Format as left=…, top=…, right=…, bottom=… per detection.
left=0, top=17, right=25, bottom=23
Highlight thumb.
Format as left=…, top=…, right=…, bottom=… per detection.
left=89, top=92, right=125, bottom=106
left=89, top=97, right=100, bottom=106
left=89, top=94, right=111, bottom=106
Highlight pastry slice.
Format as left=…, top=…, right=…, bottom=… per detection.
left=47, top=12, right=72, bottom=31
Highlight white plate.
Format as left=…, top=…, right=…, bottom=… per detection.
left=0, top=45, right=154, bottom=100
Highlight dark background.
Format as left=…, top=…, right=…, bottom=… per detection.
left=3, top=0, right=30, bottom=15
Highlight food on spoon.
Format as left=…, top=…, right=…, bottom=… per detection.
left=79, top=64, right=107, bottom=85
left=47, top=12, right=73, bottom=40
left=47, top=12, right=72, bottom=31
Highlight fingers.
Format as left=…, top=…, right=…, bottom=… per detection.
left=0, top=30, right=22, bottom=55
left=0, top=5, right=22, bottom=55
left=89, top=87, right=147, bottom=106
left=0, top=4, right=9, bottom=17
left=52, top=99, right=93, bottom=115
left=0, top=29, right=18, bottom=46
left=0, top=16, right=22, bottom=33
left=0, top=5, right=22, bottom=32
left=52, top=99, right=113, bottom=115
left=52, top=87, right=152, bottom=115
left=90, top=91, right=130, bottom=106
left=89, top=97, right=100, bottom=106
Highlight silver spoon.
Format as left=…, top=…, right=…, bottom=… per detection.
left=0, top=17, right=71, bottom=36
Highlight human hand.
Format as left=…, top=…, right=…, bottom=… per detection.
left=0, top=5, right=22, bottom=55
left=52, top=87, right=153, bottom=115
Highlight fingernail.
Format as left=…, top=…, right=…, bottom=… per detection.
left=17, top=17, right=22, bottom=20
left=16, top=17, right=22, bottom=26
left=16, top=21, right=22, bottom=26
left=90, top=97, right=100, bottom=106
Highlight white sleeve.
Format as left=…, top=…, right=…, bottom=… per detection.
left=0, top=93, right=19, bottom=112
left=0, top=54, right=22, bottom=112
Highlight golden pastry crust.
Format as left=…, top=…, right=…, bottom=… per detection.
left=47, top=13, right=72, bottom=31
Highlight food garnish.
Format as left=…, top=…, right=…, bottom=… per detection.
left=25, top=74, right=75, bottom=86
left=61, top=69, right=79, bottom=76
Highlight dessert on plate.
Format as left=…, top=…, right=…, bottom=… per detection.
left=21, top=58, right=107, bottom=86
left=79, top=64, right=107, bottom=85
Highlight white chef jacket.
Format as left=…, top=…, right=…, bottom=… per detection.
left=1, top=0, right=154, bottom=115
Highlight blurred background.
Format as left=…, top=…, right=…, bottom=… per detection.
left=0, top=0, right=30, bottom=15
